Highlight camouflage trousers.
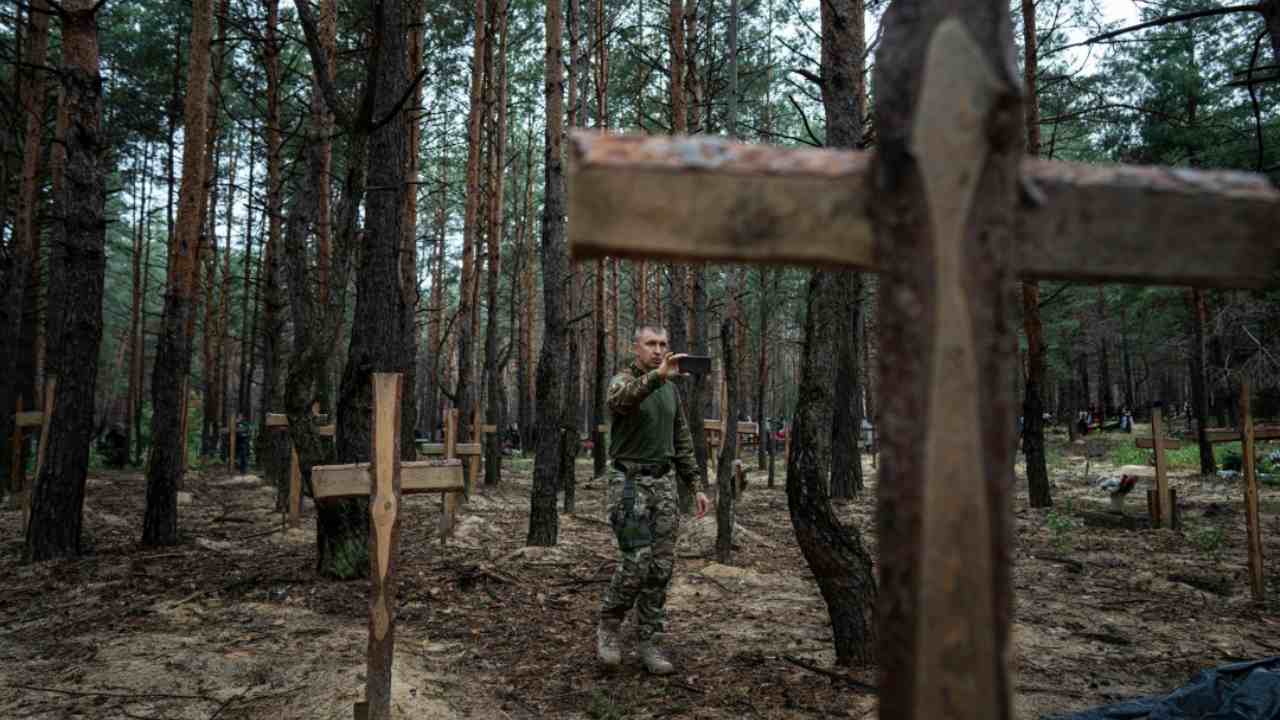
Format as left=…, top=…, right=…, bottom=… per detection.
left=599, top=468, right=680, bottom=640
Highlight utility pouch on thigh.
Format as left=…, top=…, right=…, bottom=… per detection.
left=611, top=466, right=652, bottom=552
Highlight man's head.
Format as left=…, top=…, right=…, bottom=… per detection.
left=633, top=326, right=669, bottom=370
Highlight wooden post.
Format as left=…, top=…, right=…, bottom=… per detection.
left=365, top=373, right=403, bottom=720
left=468, top=405, right=481, bottom=497
left=228, top=411, right=237, bottom=472
left=1151, top=402, right=1171, bottom=528
left=179, top=379, right=190, bottom=474
left=440, top=408, right=459, bottom=540
left=287, top=445, right=302, bottom=529
left=25, top=377, right=56, bottom=531
left=1240, top=381, right=1265, bottom=602
left=10, top=396, right=22, bottom=506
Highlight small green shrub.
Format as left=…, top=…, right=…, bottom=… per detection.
left=1220, top=450, right=1243, bottom=472
left=588, top=690, right=628, bottom=720
left=329, top=539, right=369, bottom=580
left=1189, top=524, right=1226, bottom=560
left=1045, top=501, right=1076, bottom=553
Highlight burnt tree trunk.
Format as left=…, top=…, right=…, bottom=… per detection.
left=528, top=0, right=566, bottom=546
left=143, top=0, right=215, bottom=546
left=715, top=319, right=738, bottom=564
left=786, top=271, right=878, bottom=666
left=25, top=0, right=106, bottom=561
left=1021, top=0, right=1051, bottom=507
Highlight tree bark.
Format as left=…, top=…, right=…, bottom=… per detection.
left=484, top=0, right=510, bottom=485
left=256, top=0, right=287, bottom=500
left=25, top=0, right=107, bottom=561
left=313, top=0, right=337, bottom=415
left=715, top=319, right=738, bottom=564
left=1187, top=288, right=1216, bottom=474
left=528, top=0, right=567, bottom=546
left=1021, top=0, right=1051, bottom=508
left=330, top=0, right=411, bottom=580
left=786, top=271, right=878, bottom=665
left=456, top=0, right=490, bottom=488
left=1, top=0, right=51, bottom=500
left=820, top=0, right=866, bottom=500
left=755, top=268, right=771, bottom=471
left=400, top=0, right=424, bottom=460
left=143, top=0, right=216, bottom=546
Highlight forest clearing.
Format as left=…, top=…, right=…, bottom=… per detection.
left=3, top=428, right=1277, bottom=719
left=3, top=0, right=1280, bottom=717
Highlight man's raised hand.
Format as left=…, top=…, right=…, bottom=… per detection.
left=658, top=352, right=688, bottom=380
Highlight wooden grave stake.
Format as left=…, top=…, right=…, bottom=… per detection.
left=566, top=4, right=1279, bottom=716
left=304, top=374, right=463, bottom=720
left=265, top=410, right=336, bottom=527
left=1150, top=402, right=1174, bottom=529
left=228, top=411, right=237, bottom=472
left=24, top=376, right=57, bottom=532
left=1240, top=381, right=1265, bottom=602
left=469, top=406, right=481, bottom=496
left=10, top=396, right=23, bottom=508
left=440, top=408, right=459, bottom=540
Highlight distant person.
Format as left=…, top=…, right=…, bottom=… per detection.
left=597, top=325, right=708, bottom=675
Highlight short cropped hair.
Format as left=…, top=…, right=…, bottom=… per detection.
left=633, top=325, right=668, bottom=342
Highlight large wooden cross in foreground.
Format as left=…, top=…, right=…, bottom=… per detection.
left=568, top=5, right=1277, bottom=719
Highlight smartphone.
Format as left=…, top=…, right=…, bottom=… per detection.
left=678, top=355, right=712, bottom=375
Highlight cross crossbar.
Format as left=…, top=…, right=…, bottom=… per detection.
left=312, top=460, right=464, bottom=500
left=569, top=134, right=1280, bottom=289
left=265, top=412, right=335, bottom=437
left=1135, top=437, right=1185, bottom=450
left=418, top=442, right=481, bottom=457
left=14, top=411, right=44, bottom=428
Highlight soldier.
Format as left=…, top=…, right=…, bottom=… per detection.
left=597, top=325, right=708, bottom=675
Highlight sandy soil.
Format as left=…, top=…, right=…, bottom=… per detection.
left=1, top=431, right=1277, bottom=719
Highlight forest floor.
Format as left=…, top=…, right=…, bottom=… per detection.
left=2, top=425, right=1279, bottom=719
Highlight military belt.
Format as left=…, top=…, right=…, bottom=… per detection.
left=613, top=460, right=670, bottom=478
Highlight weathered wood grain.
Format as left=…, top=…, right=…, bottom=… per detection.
left=569, top=133, right=1280, bottom=288
left=1240, top=383, right=1265, bottom=602
left=311, top=461, right=464, bottom=500
left=366, top=373, right=402, bottom=720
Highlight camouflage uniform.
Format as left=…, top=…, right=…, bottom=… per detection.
left=599, top=361, right=702, bottom=641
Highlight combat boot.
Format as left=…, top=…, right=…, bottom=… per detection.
left=596, top=618, right=623, bottom=668
left=639, top=635, right=675, bottom=675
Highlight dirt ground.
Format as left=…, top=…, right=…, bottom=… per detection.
left=2, top=430, right=1278, bottom=719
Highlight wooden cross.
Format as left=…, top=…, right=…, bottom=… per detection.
left=567, top=7, right=1278, bottom=718
left=11, top=377, right=55, bottom=532
left=308, top=373, right=464, bottom=720
left=265, top=410, right=335, bottom=528
left=1137, top=393, right=1270, bottom=598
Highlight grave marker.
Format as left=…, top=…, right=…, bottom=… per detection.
left=307, top=374, right=463, bottom=720
left=566, top=2, right=1279, bottom=713
left=1239, top=381, right=1265, bottom=602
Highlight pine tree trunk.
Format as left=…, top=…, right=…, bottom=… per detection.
left=528, top=0, right=566, bottom=546
left=425, top=139, right=447, bottom=440
left=820, top=0, right=866, bottom=500
left=125, top=143, right=152, bottom=465
left=755, top=269, right=770, bottom=471
left=484, top=0, right=510, bottom=486
left=1, top=0, right=52, bottom=500
left=256, top=0, right=286, bottom=497
left=400, top=0, right=424, bottom=460
left=313, top=0, right=337, bottom=415
left=786, top=271, right=878, bottom=665
left=516, top=133, right=535, bottom=453
left=715, top=319, right=739, bottom=564
left=329, top=0, right=411, bottom=578
left=1187, top=288, right=1216, bottom=474
left=25, top=0, right=107, bottom=561
left=456, top=0, right=490, bottom=486
left=237, top=127, right=257, bottom=419
left=142, top=0, right=216, bottom=547
left=1021, top=0, right=1051, bottom=507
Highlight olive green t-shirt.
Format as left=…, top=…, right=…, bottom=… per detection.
left=610, top=376, right=677, bottom=464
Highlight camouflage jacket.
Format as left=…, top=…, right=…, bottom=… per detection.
left=607, top=361, right=703, bottom=494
